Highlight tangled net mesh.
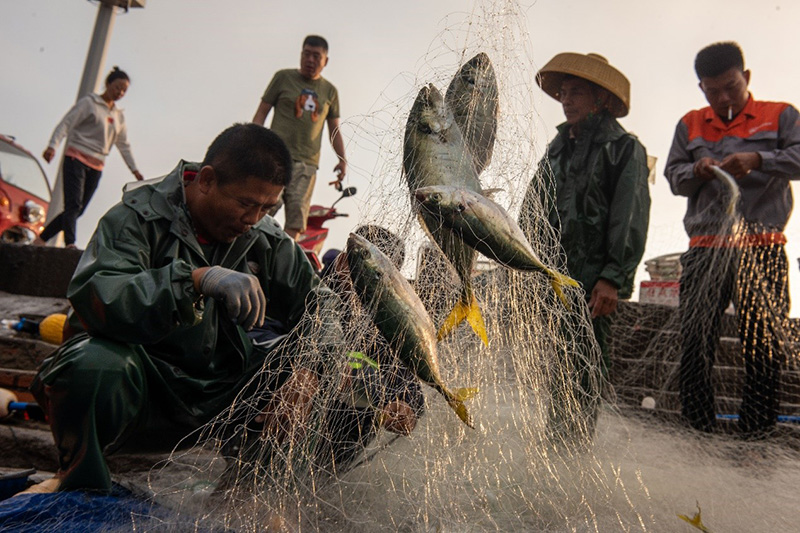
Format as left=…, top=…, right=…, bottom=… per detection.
left=113, top=2, right=800, bottom=531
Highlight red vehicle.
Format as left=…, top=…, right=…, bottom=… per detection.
left=297, top=186, right=356, bottom=272
left=0, top=134, right=51, bottom=244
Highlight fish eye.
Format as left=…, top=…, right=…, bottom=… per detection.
left=457, top=203, right=466, bottom=212
left=431, top=193, right=441, bottom=202
left=466, top=76, right=476, bottom=85
left=419, top=123, right=433, bottom=134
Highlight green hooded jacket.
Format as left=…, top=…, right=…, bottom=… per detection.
left=50, top=160, right=325, bottom=423
left=520, top=112, right=651, bottom=299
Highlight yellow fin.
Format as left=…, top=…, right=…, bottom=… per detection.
left=437, top=303, right=467, bottom=342
left=437, top=294, right=488, bottom=346
left=549, top=270, right=579, bottom=309
left=678, top=503, right=712, bottom=532
left=447, top=398, right=475, bottom=429
left=454, top=387, right=479, bottom=401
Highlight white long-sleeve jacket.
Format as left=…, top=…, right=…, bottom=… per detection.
left=48, top=93, right=138, bottom=172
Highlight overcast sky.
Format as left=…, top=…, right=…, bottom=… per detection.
left=3, top=0, right=800, bottom=313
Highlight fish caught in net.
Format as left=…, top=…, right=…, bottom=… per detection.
left=101, top=2, right=800, bottom=532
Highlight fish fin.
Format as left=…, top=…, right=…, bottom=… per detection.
left=446, top=397, right=475, bottom=429
left=549, top=270, right=580, bottom=309
left=465, top=294, right=489, bottom=346
left=481, top=187, right=504, bottom=199
left=437, top=302, right=469, bottom=342
left=677, top=504, right=712, bottom=532
left=454, top=387, right=479, bottom=401
left=437, top=294, right=488, bottom=346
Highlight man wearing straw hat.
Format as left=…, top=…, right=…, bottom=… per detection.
left=665, top=42, right=800, bottom=438
left=519, top=52, right=651, bottom=437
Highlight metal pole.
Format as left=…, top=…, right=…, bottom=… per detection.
left=77, top=4, right=117, bottom=99
left=44, top=3, right=118, bottom=237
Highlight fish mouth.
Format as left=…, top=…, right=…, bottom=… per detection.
left=414, top=190, right=428, bottom=204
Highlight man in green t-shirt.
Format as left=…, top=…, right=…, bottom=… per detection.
left=253, top=35, right=347, bottom=240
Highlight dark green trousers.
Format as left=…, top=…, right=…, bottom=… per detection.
left=30, top=333, right=292, bottom=492
left=547, top=309, right=609, bottom=442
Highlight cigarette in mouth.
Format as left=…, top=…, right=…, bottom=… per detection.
left=728, top=106, right=733, bottom=120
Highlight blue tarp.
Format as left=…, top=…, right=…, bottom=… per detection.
left=0, top=484, right=225, bottom=532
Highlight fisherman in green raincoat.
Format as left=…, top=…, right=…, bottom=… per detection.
left=28, top=124, right=336, bottom=493
left=519, top=53, right=651, bottom=438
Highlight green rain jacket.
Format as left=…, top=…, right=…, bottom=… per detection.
left=520, top=112, right=651, bottom=299
left=40, top=161, right=325, bottom=426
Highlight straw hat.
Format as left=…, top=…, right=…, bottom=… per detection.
left=536, top=52, right=631, bottom=117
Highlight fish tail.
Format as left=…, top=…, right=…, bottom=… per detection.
left=548, top=270, right=579, bottom=309
left=437, top=293, right=488, bottom=345
left=678, top=503, right=712, bottom=533
left=436, top=302, right=468, bottom=342
left=446, top=397, right=475, bottom=429
left=465, top=294, right=489, bottom=346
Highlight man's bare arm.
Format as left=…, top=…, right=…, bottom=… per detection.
left=327, top=117, right=347, bottom=182
left=252, top=101, right=273, bottom=125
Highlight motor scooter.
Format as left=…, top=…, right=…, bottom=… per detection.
left=297, top=186, right=356, bottom=273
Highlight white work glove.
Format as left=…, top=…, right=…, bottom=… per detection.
left=199, top=266, right=266, bottom=331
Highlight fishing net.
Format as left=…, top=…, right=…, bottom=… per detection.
left=97, top=1, right=800, bottom=531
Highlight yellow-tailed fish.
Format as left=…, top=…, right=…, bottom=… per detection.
left=403, top=83, right=487, bottom=345
left=345, top=233, right=477, bottom=428
left=415, top=185, right=579, bottom=307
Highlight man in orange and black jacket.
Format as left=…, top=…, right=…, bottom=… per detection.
left=665, top=41, right=800, bottom=437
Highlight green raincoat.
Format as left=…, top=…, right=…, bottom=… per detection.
left=520, top=111, right=650, bottom=300
left=519, top=111, right=650, bottom=438
left=31, top=161, right=332, bottom=491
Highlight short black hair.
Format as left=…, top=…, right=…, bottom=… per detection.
left=202, top=123, right=292, bottom=186
left=303, top=35, right=329, bottom=52
left=354, top=225, right=405, bottom=269
left=105, top=66, right=129, bottom=86
left=694, top=42, right=744, bottom=79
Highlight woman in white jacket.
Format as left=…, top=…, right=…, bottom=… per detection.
left=39, top=66, right=143, bottom=248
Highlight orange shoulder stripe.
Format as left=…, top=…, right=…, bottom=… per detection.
left=683, top=101, right=788, bottom=143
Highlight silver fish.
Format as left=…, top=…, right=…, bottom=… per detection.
left=415, top=185, right=579, bottom=306
left=403, top=83, right=488, bottom=345
left=345, top=233, right=476, bottom=428
left=446, top=52, right=498, bottom=175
